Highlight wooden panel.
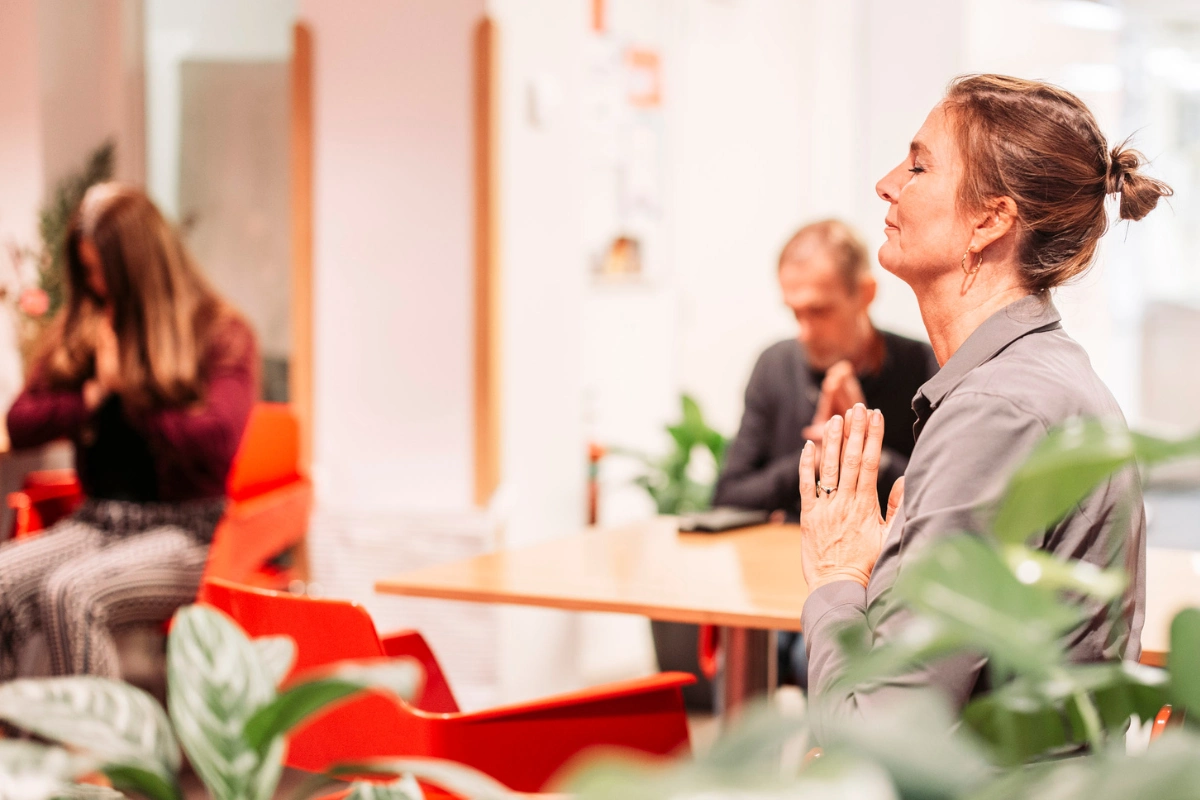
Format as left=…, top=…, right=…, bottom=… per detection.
left=473, top=18, right=501, bottom=507
left=290, top=22, right=314, bottom=470
left=377, top=520, right=810, bottom=631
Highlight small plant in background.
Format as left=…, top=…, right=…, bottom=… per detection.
left=4, top=140, right=115, bottom=369
left=616, top=394, right=728, bottom=515
left=0, top=605, right=517, bottom=800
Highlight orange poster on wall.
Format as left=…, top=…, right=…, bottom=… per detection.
left=626, top=48, right=661, bottom=109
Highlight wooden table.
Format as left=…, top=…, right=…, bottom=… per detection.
left=1141, top=546, right=1200, bottom=666
left=375, top=518, right=1196, bottom=705
left=376, top=518, right=806, bottom=713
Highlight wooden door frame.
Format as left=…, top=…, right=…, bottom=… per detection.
left=290, top=22, right=314, bottom=471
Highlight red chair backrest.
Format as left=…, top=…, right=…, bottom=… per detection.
left=198, top=577, right=385, bottom=679
left=197, top=577, right=459, bottom=713
left=226, top=403, right=303, bottom=501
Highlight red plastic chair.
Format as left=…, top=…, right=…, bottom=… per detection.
left=198, top=576, right=694, bottom=793
left=6, top=403, right=313, bottom=588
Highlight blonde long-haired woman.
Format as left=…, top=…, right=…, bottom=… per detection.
left=0, top=183, right=258, bottom=679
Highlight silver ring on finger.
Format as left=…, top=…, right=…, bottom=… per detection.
left=815, top=479, right=836, bottom=497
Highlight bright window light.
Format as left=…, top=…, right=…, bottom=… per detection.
left=1146, top=47, right=1200, bottom=93
left=1060, top=63, right=1123, bottom=93
left=1051, top=0, right=1123, bottom=32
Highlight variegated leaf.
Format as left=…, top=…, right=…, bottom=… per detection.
left=252, top=635, right=297, bottom=687
left=52, top=784, right=128, bottom=800
left=242, top=659, right=422, bottom=756
left=346, top=774, right=424, bottom=800
left=0, top=741, right=93, bottom=800
left=166, top=605, right=281, bottom=800
left=0, top=677, right=180, bottom=775
left=329, top=759, right=516, bottom=800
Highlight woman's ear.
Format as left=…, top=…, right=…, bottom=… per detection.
left=969, top=196, right=1018, bottom=252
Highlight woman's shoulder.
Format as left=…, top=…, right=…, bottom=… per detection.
left=953, top=327, right=1123, bottom=426
left=203, top=308, right=259, bottom=367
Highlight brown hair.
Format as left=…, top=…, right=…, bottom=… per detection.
left=37, top=184, right=242, bottom=411
left=943, top=74, right=1172, bottom=293
left=778, top=218, right=870, bottom=292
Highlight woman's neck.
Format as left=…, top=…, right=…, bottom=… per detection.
left=914, top=265, right=1030, bottom=367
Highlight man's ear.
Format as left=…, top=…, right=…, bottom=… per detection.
left=969, top=196, right=1018, bottom=253
left=857, top=273, right=877, bottom=310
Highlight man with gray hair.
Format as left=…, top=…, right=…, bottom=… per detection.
left=713, top=219, right=938, bottom=688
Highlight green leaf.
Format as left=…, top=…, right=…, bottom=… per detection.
left=1168, top=608, right=1200, bottom=717
left=822, top=693, right=993, bottom=800
left=253, top=635, right=297, bottom=687
left=1001, top=545, right=1127, bottom=602
left=963, top=690, right=1070, bottom=766
left=993, top=418, right=1200, bottom=546
left=832, top=616, right=972, bottom=692
left=326, top=759, right=516, bottom=800
left=244, top=660, right=420, bottom=759
left=241, top=680, right=364, bottom=758
left=167, top=605, right=282, bottom=800
left=0, top=677, right=181, bottom=776
left=103, top=763, right=184, bottom=800
left=893, top=535, right=1083, bottom=677
left=0, top=740, right=95, bottom=800
left=346, top=775, right=424, bottom=800
left=53, top=784, right=128, bottom=800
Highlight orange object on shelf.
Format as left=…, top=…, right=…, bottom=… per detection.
left=199, top=576, right=693, bottom=794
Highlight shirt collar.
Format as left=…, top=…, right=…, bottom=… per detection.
left=913, top=294, right=1062, bottom=423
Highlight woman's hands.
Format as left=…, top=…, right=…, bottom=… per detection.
left=84, top=314, right=120, bottom=411
left=800, top=403, right=905, bottom=590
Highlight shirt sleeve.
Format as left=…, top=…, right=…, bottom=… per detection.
left=802, top=390, right=1050, bottom=743
left=713, top=350, right=804, bottom=513
left=131, top=317, right=260, bottom=486
left=6, top=367, right=88, bottom=450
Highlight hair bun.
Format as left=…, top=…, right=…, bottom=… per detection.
left=1107, top=142, right=1172, bottom=221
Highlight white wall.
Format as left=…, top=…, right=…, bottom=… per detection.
left=0, top=0, right=44, bottom=251
left=38, top=0, right=144, bottom=191
left=301, top=0, right=482, bottom=514
left=666, top=0, right=819, bottom=436
left=487, top=0, right=594, bottom=700
left=0, top=0, right=44, bottom=411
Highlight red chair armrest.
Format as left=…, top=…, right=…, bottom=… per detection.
left=379, top=630, right=460, bottom=713
left=203, top=479, right=313, bottom=583
left=459, top=671, right=695, bottom=723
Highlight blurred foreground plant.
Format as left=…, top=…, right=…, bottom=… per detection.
left=569, top=418, right=1200, bottom=799
left=0, top=605, right=517, bottom=800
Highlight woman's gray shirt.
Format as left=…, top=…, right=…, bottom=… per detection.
left=801, top=295, right=1147, bottom=741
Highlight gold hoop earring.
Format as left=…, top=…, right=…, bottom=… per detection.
left=961, top=250, right=982, bottom=276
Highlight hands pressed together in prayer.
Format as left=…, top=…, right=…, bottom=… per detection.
left=800, top=403, right=905, bottom=591
left=802, top=360, right=865, bottom=462
left=83, top=312, right=121, bottom=411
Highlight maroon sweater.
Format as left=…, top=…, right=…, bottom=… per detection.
left=7, top=316, right=259, bottom=503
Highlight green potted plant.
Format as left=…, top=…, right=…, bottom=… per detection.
left=0, top=604, right=516, bottom=800
left=609, top=394, right=729, bottom=713
left=566, top=419, right=1200, bottom=799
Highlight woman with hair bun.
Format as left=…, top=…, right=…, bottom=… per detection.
left=798, top=74, right=1171, bottom=739
left=0, top=183, right=258, bottom=679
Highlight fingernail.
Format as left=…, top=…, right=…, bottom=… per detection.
left=803, top=440, right=812, bottom=456
left=872, top=409, right=883, bottom=425
left=853, top=405, right=866, bottom=422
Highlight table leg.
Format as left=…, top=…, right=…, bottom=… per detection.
left=717, top=626, right=777, bottom=719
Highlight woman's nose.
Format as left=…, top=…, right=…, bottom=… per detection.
left=876, top=164, right=902, bottom=203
